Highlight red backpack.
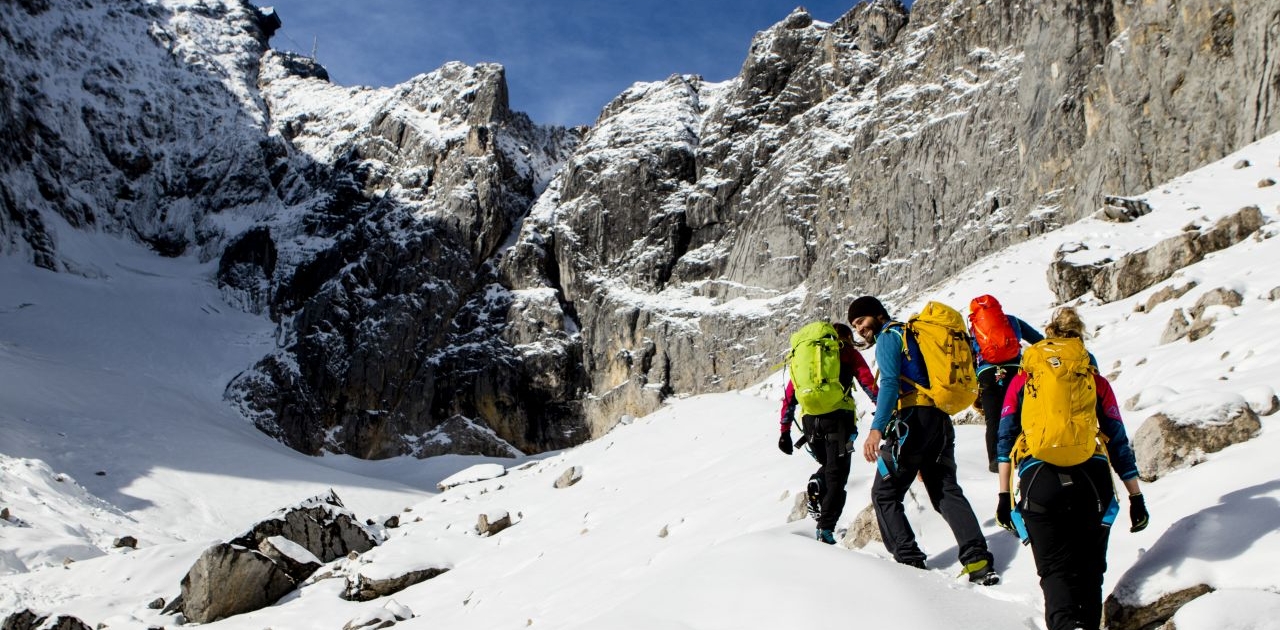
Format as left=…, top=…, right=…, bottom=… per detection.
left=968, top=295, right=1020, bottom=364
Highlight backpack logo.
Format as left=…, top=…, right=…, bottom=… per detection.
left=968, top=294, right=1020, bottom=364
left=898, top=301, right=978, bottom=415
left=788, top=322, right=855, bottom=417
left=1012, top=337, right=1099, bottom=467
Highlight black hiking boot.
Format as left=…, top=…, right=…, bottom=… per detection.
left=805, top=477, right=822, bottom=519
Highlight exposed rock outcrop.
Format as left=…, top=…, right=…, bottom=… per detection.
left=175, top=490, right=378, bottom=622
left=1132, top=399, right=1262, bottom=481
left=553, top=465, right=584, bottom=489
left=180, top=543, right=298, bottom=624
left=342, top=566, right=449, bottom=602
left=0, top=611, right=90, bottom=630
left=1051, top=206, right=1265, bottom=304
left=1104, top=584, right=1214, bottom=630
left=842, top=503, right=881, bottom=549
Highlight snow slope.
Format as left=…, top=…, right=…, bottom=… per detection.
left=2, top=135, right=1279, bottom=628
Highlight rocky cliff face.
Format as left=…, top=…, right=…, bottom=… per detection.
left=502, top=0, right=1280, bottom=435
left=3, top=0, right=1277, bottom=456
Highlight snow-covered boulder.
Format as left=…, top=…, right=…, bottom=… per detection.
left=1132, top=395, right=1262, bottom=481
left=553, top=465, right=584, bottom=489
left=0, top=611, right=91, bottom=630
left=342, top=599, right=415, bottom=629
left=342, top=564, right=450, bottom=602
left=258, top=535, right=322, bottom=582
left=1052, top=206, right=1264, bottom=304
left=1104, top=584, right=1214, bottom=630
left=227, top=489, right=378, bottom=562
left=476, top=510, right=513, bottom=537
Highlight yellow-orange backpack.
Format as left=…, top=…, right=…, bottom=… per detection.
left=1010, top=337, right=1100, bottom=467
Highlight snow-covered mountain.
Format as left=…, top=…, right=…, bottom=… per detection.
left=7, top=0, right=1278, bottom=461
left=1, top=124, right=1277, bottom=629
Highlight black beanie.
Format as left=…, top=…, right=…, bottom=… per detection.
left=847, top=296, right=889, bottom=322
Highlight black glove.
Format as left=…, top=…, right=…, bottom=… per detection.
left=1129, top=494, right=1149, bottom=532
left=778, top=432, right=793, bottom=455
left=995, top=492, right=1015, bottom=532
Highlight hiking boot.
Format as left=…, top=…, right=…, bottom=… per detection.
left=805, top=478, right=822, bottom=519
left=903, top=559, right=926, bottom=570
left=963, top=559, right=1001, bottom=586
left=816, top=529, right=836, bottom=545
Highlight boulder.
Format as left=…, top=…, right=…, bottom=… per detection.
left=179, top=543, right=297, bottom=624
left=1098, top=195, right=1153, bottom=222
left=342, top=565, right=450, bottom=602
left=112, top=535, right=138, bottom=549
left=343, top=599, right=414, bottom=629
left=553, top=465, right=584, bottom=489
left=1055, top=206, right=1263, bottom=304
left=476, top=511, right=513, bottom=536
left=146, top=597, right=165, bottom=610
left=787, top=491, right=809, bottom=523
left=1189, top=287, right=1243, bottom=319
left=258, top=535, right=322, bottom=582
left=1133, top=398, right=1262, bottom=481
left=228, top=490, right=377, bottom=563
left=0, top=611, right=90, bottom=630
left=841, top=503, right=881, bottom=549
left=1136, top=281, right=1197, bottom=313
left=1104, top=584, right=1214, bottom=630
left=1160, top=308, right=1191, bottom=344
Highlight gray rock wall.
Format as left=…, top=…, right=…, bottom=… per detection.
left=506, top=0, right=1280, bottom=436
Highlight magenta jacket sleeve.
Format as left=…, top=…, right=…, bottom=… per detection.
left=780, top=380, right=797, bottom=432
left=851, top=349, right=879, bottom=402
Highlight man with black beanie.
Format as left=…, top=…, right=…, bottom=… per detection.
left=847, top=296, right=999, bottom=585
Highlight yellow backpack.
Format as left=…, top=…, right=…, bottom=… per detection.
left=898, top=301, right=979, bottom=415
left=1010, top=337, right=1100, bottom=467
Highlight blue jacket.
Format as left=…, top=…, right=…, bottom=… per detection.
left=870, top=322, right=928, bottom=433
left=970, top=314, right=1044, bottom=375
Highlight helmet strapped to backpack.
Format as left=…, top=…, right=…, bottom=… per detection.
left=788, top=321, right=856, bottom=416
left=968, top=294, right=1020, bottom=364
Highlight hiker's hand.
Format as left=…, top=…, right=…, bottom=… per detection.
left=778, top=432, right=793, bottom=455
left=995, top=492, right=1015, bottom=532
left=1129, top=494, right=1149, bottom=532
left=972, top=398, right=983, bottom=413
left=862, top=429, right=882, bottom=463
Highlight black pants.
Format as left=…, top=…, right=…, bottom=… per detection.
left=872, top=406, right=992, bottom=567
left=1019, top=457, right=1114, bottom=630
left=803, top=410, right=855, bottom=531
left=979, top=365, right=1020, bottom=467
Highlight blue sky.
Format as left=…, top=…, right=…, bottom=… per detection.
left=257, top=1, right=882, bottom=127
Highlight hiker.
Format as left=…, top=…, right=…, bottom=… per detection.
left=848, top=296, right=999, bottom=585
left=778, top=323, right=878, bottom=544
left=995, top=306, right=1148, bottom=630
left=967, top=294, right=1044, bottom=473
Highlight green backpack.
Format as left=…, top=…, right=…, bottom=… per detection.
left=788, top=322, right=856, bottom=416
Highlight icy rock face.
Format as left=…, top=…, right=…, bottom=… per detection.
left=0, top=0, right=278, bottom=267
left=223, top=46, right=584, bottom=458
left=505, top=0, right=1280, bottom=434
